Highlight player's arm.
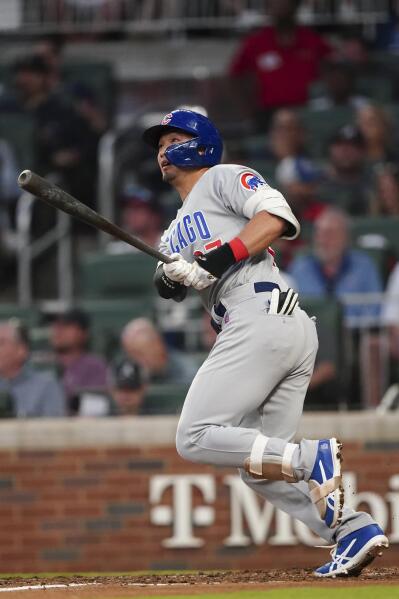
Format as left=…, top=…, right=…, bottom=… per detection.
left=236, top=210, right=286, bottom=255
left=196, top=210, right=290, bottom=279
left=196, top=172, right=299, bottom=278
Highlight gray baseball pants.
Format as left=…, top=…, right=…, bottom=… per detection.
left=176, top=283, right=374, bottom=543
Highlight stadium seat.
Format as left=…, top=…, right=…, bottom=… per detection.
left=79, top=298, right=155, bottom=356
left=357, top=76, right=393, bottom=103
left=0, top=304, right=39, bottom=327
left=246, top=159, right=277, bottom=187
left=300, top=296, right=345, bottom=375
left=351, top=216, right=399, bottom=258
left=62, top=62, right=115, bottom=119
left=143, top=384, right=188, bottom=415
left=298, top=107, right=355, bottom=158
left=0, top=114, right=35, bottom=169
left=79, top=251, right=157, bottom=299
left=238, top=134, right=266, bottom=158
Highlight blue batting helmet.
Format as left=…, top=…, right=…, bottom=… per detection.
left=142, top=109, right=223, bottom=168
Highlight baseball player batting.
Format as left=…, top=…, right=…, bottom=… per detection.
left=143, top=109, right=388, bottom=577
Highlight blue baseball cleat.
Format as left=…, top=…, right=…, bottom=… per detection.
left=314, top=524, right=389, bottom=577
left=308, top=438, right=344, bottom=528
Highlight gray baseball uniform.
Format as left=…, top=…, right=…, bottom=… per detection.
left=160, top=164, right=373, bottom=543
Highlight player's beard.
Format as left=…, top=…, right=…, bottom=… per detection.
left=162, top=168, right=177, bottom=184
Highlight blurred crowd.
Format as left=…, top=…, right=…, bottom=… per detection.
left=0, top=309, right=201, bottom=418
left=1, top=0, right=399, bottom=416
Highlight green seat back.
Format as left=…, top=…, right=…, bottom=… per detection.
left=240, top=134, right=266, bottom=158
left=351, top=216, right=399, bottom=259
left=143, top=384, right=188, bottom=415
left=246, top=159, right=277, bottom=187
left=354, top=246, right=392, bottom=284
left=80, top=252, right=156, bottom=299
left=357, top=76, right=393, bottom=103
left=0, top=114, right=35, bottom=168
left=298, top=107, right=355, bottom=158
left=300, top=297, right=343, bottom=370
left=62, top=61, right=114, bottom=118
left=0, top=304, right=39, bottom=327
left=79, top=298, right=154, bottom=356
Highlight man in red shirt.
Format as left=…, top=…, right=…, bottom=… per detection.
left=229, top=0, right=331, bottom=127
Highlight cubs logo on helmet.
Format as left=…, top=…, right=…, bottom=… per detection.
left=240, top=172, right=266, bottom=191
left=161, top=113, right=173, bottom=125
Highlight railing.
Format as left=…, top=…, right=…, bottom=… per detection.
left=16, top=189, right=73, bottom=306
left=5, top=0, right=389, bottom=35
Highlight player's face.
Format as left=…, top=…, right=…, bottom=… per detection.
left=157, top=131, right=194, bottom=183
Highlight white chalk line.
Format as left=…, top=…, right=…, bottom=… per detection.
left=0, top=583, right=97, bottom=592
left=0, top=581, right=187, bottom=592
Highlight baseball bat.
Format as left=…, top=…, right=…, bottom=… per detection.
left=17, top=170, right=172, bottom=264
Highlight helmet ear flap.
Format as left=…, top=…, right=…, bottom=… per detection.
left=165, top=138, right=219, bottom=168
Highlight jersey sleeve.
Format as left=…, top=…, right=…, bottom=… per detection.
left=217, top=165, right=300, bottom=240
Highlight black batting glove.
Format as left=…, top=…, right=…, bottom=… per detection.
left=153, top=265, right=187, bottom=302
left=195, top=237, right=249, bottom=279
left=195, top=243, right=236, bottom=279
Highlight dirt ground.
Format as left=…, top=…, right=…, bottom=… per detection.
left=0, top=568, right=398, bottom=598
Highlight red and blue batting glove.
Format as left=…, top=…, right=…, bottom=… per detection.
left=195, top=238, right=249, bottom=279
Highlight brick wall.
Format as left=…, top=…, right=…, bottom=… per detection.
left=0, top=417, right=398, bottom=573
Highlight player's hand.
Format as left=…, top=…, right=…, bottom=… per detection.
left=269, top=288, right=298, bottom=315
left=163, top=253, right=192, bottom=283
left=183, top=262, right=216, bottom=290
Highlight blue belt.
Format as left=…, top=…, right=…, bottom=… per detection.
left=211, top=281, right=280, bottom=333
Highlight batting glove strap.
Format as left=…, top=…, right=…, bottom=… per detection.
left=269, top=288, right=299, bottom=315
left=195, top=242, right=237, bottom=278
left=153, top=265, right=187, bottom=302
left=183, top=262, right=216, bottom=290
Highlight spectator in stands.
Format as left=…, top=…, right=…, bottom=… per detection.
left=370, top=164, right=399, bottom=216
left=0, top=319, right=65, bottom=417
left=34, top=34, right=64, bottom=94
left=69, top=82, right=108, bottom=136
left=228, top=0, right=330, bottom=128
left=121, top=318, right=197, bottom=386
left=110, top=358, right=148, bottom=416
left=356, top=104, right=398, bottom=169
left=288, top=207, right=383, bottom=325
left=1, top=55, right=97, bottom=209
left=48, top=309, right=109, bottom=414
left=308, top=59, right=369, bottom=112
left=319, top=125, right=372, bottom=215
left=336, top=32, right=371, bottom=76
left=275, top=156, right=326, bottom=223
left=375, top=5, right=399, bottom=53
left=107, top=185, right=162, bottom=254
left=268, top=109, right=306, bottom=161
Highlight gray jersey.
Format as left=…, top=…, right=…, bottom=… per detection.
left=159, top=164, right=300, bottom=311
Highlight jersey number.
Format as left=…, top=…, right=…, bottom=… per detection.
left=204, top=239, right=222, bottom=252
